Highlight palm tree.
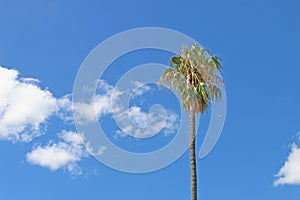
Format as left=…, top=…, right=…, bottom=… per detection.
left=159, top=43, right=223, bottom=200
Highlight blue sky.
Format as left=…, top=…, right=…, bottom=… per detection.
left=0, top=0, right=300, bottom=199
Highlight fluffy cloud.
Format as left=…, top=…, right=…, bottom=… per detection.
left=274, top=143, right=300, bottom=186
left=0, top=66, right=58, bottom=142
left=26, top=130, right=89, bottom=174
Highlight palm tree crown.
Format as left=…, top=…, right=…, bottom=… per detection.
left=160, top=43, right=223, bottom=113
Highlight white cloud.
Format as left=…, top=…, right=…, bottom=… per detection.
left=72, top=80, right=123, bottom=124
left=71, top=80, right=180, bottom=138
left=59, top=130, right=83, bottom=145
left=85, top=142, right=106, bottom=156
left=128, top=106, right=152, bottom=128
left=162, top=112, right=180, bottom=136
left=114, top=106, right=165, bottom=138
left=0, top=65, right=179, bottom=174
left=131, top=81, right=152, bottom=97
left=274, top=143, right=300, bottom=186
left=72, top=94, right=112, bottom=123
left=56, top=94, right=74, bottom=123
left=0, top=66, right=58, bottom=142
left=20, top=77, right=40, bottom=84
left=26, top=130, right=92, bottom=174
left=115, top=106, right=179, bottom=138
left=27, top=142, right=80, bottom=171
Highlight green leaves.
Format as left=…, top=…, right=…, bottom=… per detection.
left=160, top=43, right=224, bottom=114
left=170, top=56, right=181, bottom=65
left=209, top=56, right=222, bottom=71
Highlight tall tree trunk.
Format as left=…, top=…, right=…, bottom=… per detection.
left=190, top=110, right=197, bottom=200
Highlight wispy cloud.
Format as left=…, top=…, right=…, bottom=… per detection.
left=72, top=80, right=180, bottom=138
left=0, top=66, right=58, bottom=142
left=131, top=80, right=152, bottom=97
left=115, top=106, right=179, bottom=138
left=56, top=94, right=74, bottom=123
left=69, top=80, right=123, bottom=124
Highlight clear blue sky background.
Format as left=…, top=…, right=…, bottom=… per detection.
left=0, top=0, right=300, bottom=199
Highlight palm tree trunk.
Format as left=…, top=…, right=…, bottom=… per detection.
left=190, top=109, right=197, bottom=200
